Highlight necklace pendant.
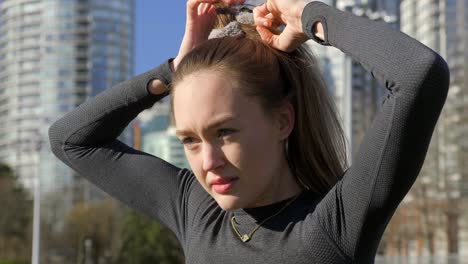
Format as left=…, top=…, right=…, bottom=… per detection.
left=241, top=234, right=250, bottom=242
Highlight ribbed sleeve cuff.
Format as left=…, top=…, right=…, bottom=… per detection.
left=153, top=58, right=174, bottom=88
left=130, top=58, right=173, bottom=103
left=302, top=1, right=332, bottom=46
left=132, top=58, right=173, bottom=98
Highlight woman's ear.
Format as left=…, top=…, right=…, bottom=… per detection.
left=275, top=101, right=295, bottom=141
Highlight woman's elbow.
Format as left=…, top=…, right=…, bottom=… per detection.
left=48, top=120, right=68, bottom=161
left=423, top=51, right=450, bottom=93
left=406, top=49, right=451, bottom=108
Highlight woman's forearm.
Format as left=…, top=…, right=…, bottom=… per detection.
left=49, top=60, right=172, bottom=150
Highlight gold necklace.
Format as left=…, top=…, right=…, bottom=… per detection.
left=230, top=193, right=301, bottom=242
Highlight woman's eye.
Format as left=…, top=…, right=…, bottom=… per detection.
left=218, top=128, right=235, bottom=137
left=180, top=137, right=194, bottom=145
left=179, top=129, right=235, bottom=146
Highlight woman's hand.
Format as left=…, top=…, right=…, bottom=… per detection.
left=172, top=0, right=245, bottom=71
left=253, top=0, right=323, bottom=52
left=151, top=0, right=244, bottom=95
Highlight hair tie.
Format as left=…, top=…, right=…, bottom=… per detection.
left=208, top=10, right=254, bottom=39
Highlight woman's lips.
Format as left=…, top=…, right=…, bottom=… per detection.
left=210, top=177, right=239, bottom=194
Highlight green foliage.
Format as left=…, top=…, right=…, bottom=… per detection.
left=0, top=260, right=29, bottom=264
left=60, top=199, right=121, bottom=263
left=0, top=163, right=32, bottom=262
left=116, top=210, right=184, bottom=264
left=0, top=164, right=14, bottom=178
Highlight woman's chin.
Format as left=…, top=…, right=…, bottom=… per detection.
left=213, top=195, right=243, bottom=211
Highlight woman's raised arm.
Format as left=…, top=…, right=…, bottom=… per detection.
left=301, top=2, right=449, bottom=261
left=48, top=60, right=200, bottom=243
left=256, top=0, right=449, bottom=261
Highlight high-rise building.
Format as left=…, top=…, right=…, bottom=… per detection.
left=138, top=102, right=190, bottom=170
left=0, top=0, right=134, bottom=259
left=0, top=0, right=134, bottom=195
left=142, top=126, right=190, bottom=170
left=400, top=0, right=468, bottom=256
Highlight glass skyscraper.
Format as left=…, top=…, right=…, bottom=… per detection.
left=0, top=0, right=134, bottom=194
left=0, top=0, right=134, bottom=260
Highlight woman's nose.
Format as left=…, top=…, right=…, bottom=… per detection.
left=202, top=142, right=225, bottom=172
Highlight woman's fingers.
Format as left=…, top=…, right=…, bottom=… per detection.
left=254, top=1, right=309, bottom=52
left=256, top=14, right=281, bottom=28
left=188, top=0, right=215, bottom=19
left=254, top=4, right=281, bottom=48
left=187, top=0, right=244, bottom=10
left=176, top=0, right=246, bottom=71
left=223, top=0, right=246, bottom=5
left=188, top=0, right=245, bottom=20
left=254, top=3, right=283, bottom=28
left=256, top=25, right=303, bottom=52
left=256, top=25, right=279, bottom=48
left=199, top=3, right=211, bottom=15
left=253, top=2, right=269, bottom=24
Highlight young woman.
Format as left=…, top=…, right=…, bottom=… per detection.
left=49, top=0, right=449, bottom=262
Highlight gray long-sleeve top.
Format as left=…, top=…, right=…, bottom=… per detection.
left=48, top=1, right=450, bottom=263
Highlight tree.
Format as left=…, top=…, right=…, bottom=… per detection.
left=59, top=199, right=123, bottom=264
left=380, top=202, right=419, bottom=256
left=0, top=163, right=33, bottom=262
left=116, top=210, right=184, bottom=264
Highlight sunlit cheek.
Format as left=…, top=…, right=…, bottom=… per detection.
left=220, top=142, right=242, bottom=170
left=184, top=149, right=207, bottom=184
left=184, top=149, right=198, bottom=170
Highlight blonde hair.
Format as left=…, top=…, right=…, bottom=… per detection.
left=171, top=7, right=348, bottom=195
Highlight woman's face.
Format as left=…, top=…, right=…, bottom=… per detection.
left=173, top=71, right=293, bottom=211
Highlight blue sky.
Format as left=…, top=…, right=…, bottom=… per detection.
left=135, top=1, right=187, bottom=75
left=134, top=1, right=265, bottom=75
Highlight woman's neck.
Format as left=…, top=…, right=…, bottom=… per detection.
left=244, top=157, right=304, bottom=209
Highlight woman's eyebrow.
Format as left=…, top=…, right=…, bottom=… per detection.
left=175, top=115, right=236, bottom=136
